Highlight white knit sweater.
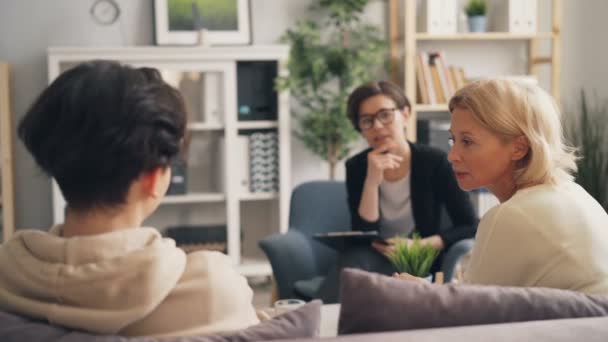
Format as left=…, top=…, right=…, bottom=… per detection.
left=465, top=181, right=608, bottom=294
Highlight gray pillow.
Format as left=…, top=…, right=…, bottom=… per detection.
left=0, top=300, right=321, bottom=342
left=338, top=268, right=608, bottom=335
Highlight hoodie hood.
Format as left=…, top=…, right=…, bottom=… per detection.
left=0, top=226, right=187, bottom=334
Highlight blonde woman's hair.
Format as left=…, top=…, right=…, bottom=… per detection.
left=448, top=79, right=577, bottom=187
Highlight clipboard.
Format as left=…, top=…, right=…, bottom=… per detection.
left=313, top=230, right=388, bottom=251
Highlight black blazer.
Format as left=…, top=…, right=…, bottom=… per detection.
left=345, top=142, right=478, bottom=249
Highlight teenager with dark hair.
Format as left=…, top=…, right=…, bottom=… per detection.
left=0, top=60, right=259, bottom=337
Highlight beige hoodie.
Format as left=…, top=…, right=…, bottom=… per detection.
left=0, top=226, right=259, bottom=337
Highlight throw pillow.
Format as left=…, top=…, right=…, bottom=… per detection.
left=338, top=268, right=608, bottom=335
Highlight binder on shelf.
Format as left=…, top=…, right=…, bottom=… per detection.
left=417, top=0, right=457, bottom=35
left=491, top=0, right=537, bottom=34
left=216, top=135, right=250, bottom=194
left=237, top=135, right=251, bottom=194
left=440, top=0, right=457, bottom=34
left=202, top=72, right=223, bottom=126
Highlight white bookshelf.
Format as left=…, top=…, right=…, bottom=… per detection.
left=47, top=46, right=291, bottom=277
left=187, top=122, right=224, bottom=131
left=389, top=0, right=562, bottom=141
left=237, top=257, right=273, bottom=277
left=237, top=121, right=279, bottom=129
left=416, top=32, right=554, bottom=41
left=240, top=192, right=278, bottom=201
left=161, top=193, right=226, bottom=204
left=415, top=104, right=449, bottom=112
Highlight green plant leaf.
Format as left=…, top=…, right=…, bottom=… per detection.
left=388, top=234, right=440, bottom=277
left=564, top=90, right=608, bottom=211
left=465, top=0, right=487, bottom=16
left=277, top=0, right=387, bottom=179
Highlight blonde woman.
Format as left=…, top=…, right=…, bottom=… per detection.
left=445, top=79, right=608, bottom=293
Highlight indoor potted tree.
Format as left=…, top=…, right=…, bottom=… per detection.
left=465, top=0, right=487, bottom=33
left=276, top=0, right=387, bottom=179
left=387, top=234, right=440, bottom=282
left=565, top=90, right=608, bottom=212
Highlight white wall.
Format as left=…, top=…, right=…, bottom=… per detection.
left=560, top=0, right=608, bottom=108
left=0, top=0, right=607, bottom=229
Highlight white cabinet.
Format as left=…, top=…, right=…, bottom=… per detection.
left=47, top=46, right=291, bottom=277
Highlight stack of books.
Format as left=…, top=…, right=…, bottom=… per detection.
left=416, top=51, right=467, bottom=105
left=165, top=225, right=227, bottom=254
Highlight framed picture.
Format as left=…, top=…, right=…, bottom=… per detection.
left=154, top=0, right=250, bottom=45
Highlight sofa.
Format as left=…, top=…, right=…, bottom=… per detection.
left=3, top=301, right=608, bottom=342
left=3, top=269, right=608, bottom=341
left=292, top=315, right=608, bottom=342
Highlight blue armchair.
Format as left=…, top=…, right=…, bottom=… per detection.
left=259, top=181, right=349, bottom=300
left=259, top=180, right=474, bottom=300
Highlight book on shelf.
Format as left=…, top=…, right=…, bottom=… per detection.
left=428, top=54, right=446, bottom=104
left=437, top=52, right=455, bottom=95
left=416, top=50, right=469, bottom=105
left=430, top=52, right=452, bottom=102
left=416, top=57, right=429, bottom=104
left=418, top=52, right=437, bottom=104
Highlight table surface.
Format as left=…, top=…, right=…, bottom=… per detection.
left=320, top=304, right=340, bottom=337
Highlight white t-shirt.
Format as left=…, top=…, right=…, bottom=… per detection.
left=379, top=173, right=415, bottom=238
left=465, top=181, right=608, bottom=294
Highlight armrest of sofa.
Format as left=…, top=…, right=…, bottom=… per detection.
left=259, top=230, right=320, bottom=299
left=440, top=238, right=474, bottom=282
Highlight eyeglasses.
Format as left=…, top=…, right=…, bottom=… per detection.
left=358, top=108, right=397, bottom=130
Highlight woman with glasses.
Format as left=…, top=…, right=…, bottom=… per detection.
left=316, top=81, right=477, bottom=303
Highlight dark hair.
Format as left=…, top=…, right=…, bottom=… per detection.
left=18, top=60, right=187, bottom=210
left=346, top=81, right=411, bottom=131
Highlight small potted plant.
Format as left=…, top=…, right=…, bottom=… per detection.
left=465, top=0, right=487, bottom=33
left=387, top=234, right=440, bottom=282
